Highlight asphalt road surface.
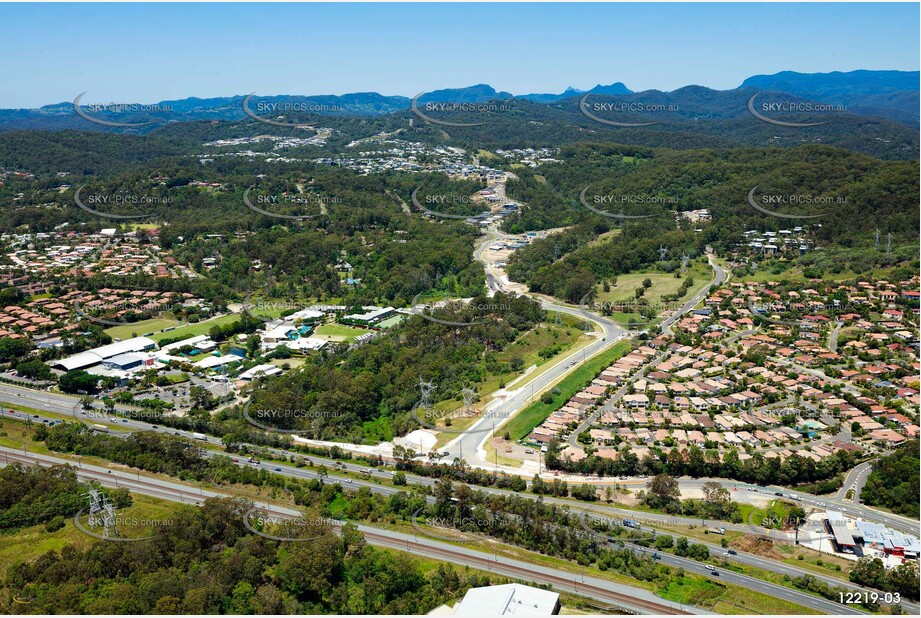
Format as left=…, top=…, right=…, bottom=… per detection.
left=0, top=446, right=693, bottom=616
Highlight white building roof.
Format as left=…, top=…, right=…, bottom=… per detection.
left=288, top=308, right=325, bottom=321
left=345, top=306, right=394, bottom=322
left=160, top=335, right=210, bottom=353
left=455, top=584, right=559, bottom=616
left=53, top=336, right=157, bottom=371
left=103, top=352, right=147, bottom=367
left=195, top=355, right=242, bottom=369
left=238, top=363, right=282, bottom=381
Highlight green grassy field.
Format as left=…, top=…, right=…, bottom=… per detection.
left=501, top=339, right=631, bottom=441
left=737, top=262, right=902, bottom=285
left=0, top=494, right=181, bottom=576
left=596, top=260, right=711, bottom=305
left=313, top=323, right=373, bottom=342
left=149, top=314, right=241, bottom=342
left=104, top=316, right=181, bottom=340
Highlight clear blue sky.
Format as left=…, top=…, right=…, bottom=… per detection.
left=0, top=2, right=917, bottom=107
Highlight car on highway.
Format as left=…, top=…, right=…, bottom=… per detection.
left=274, top=467, right=281, bottom=472
left=705, top=564, right=714, bottom=570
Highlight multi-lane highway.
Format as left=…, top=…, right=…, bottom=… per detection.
left=1, top=383, right=915, bottom=539
left=3, top=404, right=916, bottom=615
left=445, top=221, right=629, bottom=466
left=0, top=446, right=693, bottom=616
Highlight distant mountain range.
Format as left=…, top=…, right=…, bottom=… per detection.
left=739, top=70, right=919, bottom=125
left=0, top=70, right=916, bottom=132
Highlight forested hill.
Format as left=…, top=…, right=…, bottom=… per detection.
left=1, top=85, right=918, bottom=163
left=503, top=142, right=919, bottom=302
left=861, top=441, right=920, bottom=518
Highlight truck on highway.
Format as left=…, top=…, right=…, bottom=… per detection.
left=91, top=424, right=108, bottom=433
left=248, top=456, right=261, bottom=465
left=192, top=432, right=208, bottom=441
left=622, top=519, right=640, bottom=529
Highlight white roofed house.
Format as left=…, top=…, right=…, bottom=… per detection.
left=622, top=393, right=649, bottom=409
left=261, top=322, right=298, bottom=344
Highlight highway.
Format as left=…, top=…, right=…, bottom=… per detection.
left=580, top=520, right=867, bottom=616
left=0, top=446, right=693, bottom=616
left=443, top=218, right=629, bottom=467
left=5, top=405, right=917, bottom=615
left=2, top=384, right=916, bottom=538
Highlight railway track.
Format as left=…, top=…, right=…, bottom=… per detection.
left=1, top=449, right=690, bottom=615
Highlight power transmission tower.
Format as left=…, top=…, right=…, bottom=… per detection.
left=418, top=379, right=436, bottom=410
left=658, top=246, right=669, bottom=261
left=86, top=488, right=119, bottom=538
left=460, top=387, right=477, bottom=412
left=874, top=228, right=880, bottom=251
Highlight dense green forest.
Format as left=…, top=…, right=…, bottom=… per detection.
left=502, top=142, right=918, bottom=300
left=860, top=440, right=920, bottom=518
left=240, top=292, right=545, bottom=442
left=0, top=465, right=491, bottom=615
left=4, top=85, right=918, bottom=162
